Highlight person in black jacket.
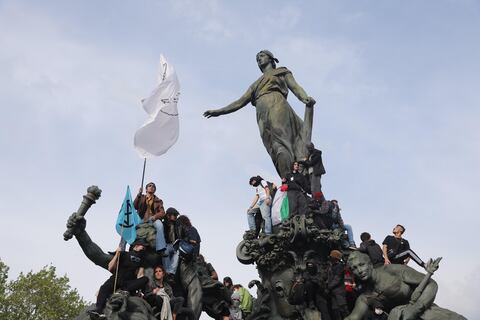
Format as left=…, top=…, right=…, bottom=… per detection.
left=327, top=250, right=349, bottom=320
left=283, top=161, right=309, bottom=216
left=299, top=142, right=326, bottom=199
left=359, top=232, right=384, bottom=267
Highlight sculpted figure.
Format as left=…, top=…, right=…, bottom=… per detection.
left=204, top=50, right=316, bottom=178
left=345, top=251, right=466, bottom=320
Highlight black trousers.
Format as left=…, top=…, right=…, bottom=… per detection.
left=288, top=190, right=308, bottom=216
left=393, top=249, right=424, bottom=267
left=96, top=276, right=148, bottom=312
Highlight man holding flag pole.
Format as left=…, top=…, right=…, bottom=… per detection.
left=132, top=54, right=180, bottom=251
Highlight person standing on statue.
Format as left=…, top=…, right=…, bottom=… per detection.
left=247, top=175, right=272, bottom=235
left=283, top=161, right=309, bottom=216
left=134, top=182, right=167, bottom=254
left=204, top=50, right=316, bottom=178
left=299, top=142, right=326, bottom=199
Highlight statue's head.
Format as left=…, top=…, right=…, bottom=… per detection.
left=256, top=50, right=278, bottom=71
left=347, top=251, right=374, bottom=281
left=263, top=267, right=297, bottom=317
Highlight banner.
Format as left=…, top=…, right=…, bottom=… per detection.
left=116, top=186, right=142, bottom=244
left=134, top=54, right=180, bottom=158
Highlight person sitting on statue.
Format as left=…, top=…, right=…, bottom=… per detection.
left=223, top=276, right=234, bottom=297
left=327, top=250, right=349, bottom=320
left=330, top=200, right=356, bottom=249
left=134, top=182, right=167, bottom=254
left=359, top=232, right=384, bottom=267
left=176, top=215, right=201, bottom=258
left=247, top=175, right=272, bottom=235
left=283, top=161, right=310, bottom=216
left=298, top=142, right=326, bottom=200
left=382, top=224, right=425, bottom=268
left=88, top=238, right=149, bottom=319
left=232, top=284, right=253, bottom=319
left=163, top=207, right=180, bottom=276
left=144, top=265, right=190, bottom=320
left=344, top=251, right=467, bottom=320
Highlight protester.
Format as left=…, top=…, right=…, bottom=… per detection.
left=176, top=215, right=201, bottom=259
left=283, top=161, right=309, bottom=216
left=299, top=142, right=326, bottom=200
left=327, top=250, right=349, bottom=320
left=163, top=207, right=180, bottom=275
left=89, top=239, right=149, bottom=318
left=134, top=182, right=167, bottom=253
left=223, top=276, right=234, bottom=297
left=197, top=255, right=219, bottom=280
left=246, top=175, right=272, bottom=235
left=233, top=284, right=253, bottom=319
left=330, top=200, right=356, bottom=249
left=144, top=265, right=185, bottom=320
left=382, top=224, right=425, bottom=268
left=359, top=232, right=384, bottom=267
left=304, top=261, right=331, bottom=320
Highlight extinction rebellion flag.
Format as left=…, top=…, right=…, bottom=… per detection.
left=116, top=186, right=142, bottom=245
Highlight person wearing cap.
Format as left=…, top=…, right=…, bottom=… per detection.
left=89, top=239, right=149, bottom=318
left=299, top=142, right=326, bottom=200
left=134, top=182, right=167, bottom=254
left=204, top=50, right=316, bottom=178
left=327, top=250, right=349, bottom=320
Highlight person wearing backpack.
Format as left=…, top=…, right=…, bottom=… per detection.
left=247, top=175, right=273, bottom=235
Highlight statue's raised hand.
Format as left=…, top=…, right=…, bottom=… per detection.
left=65, top=212, right=86, bottom=237
left=203, top=109, right=221, bottom=118
left=304, top=97, right=316, bottom=108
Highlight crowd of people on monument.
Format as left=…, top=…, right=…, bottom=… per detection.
left=243, top=141, right=430, bottom=320
left=88, top=181, right=256, bottom=320
left=87, top=142, right=430, bottom=320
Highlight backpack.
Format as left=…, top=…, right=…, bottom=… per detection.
left=266, top=181, right=277, bottom=199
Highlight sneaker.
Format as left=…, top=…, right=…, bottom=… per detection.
left=87, top=310, right=106, bottom=319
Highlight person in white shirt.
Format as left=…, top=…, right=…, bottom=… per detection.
left=246, top=175, right=272, bottom=234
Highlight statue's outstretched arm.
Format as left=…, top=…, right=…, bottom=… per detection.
left=66, top=212, right=112, bottom=270
left=401, top=268, right=438, bottom=319
left=203, top=87, right=252, bottom=118
left=285, top=73, right=315, bottom=107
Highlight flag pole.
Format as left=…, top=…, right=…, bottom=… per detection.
left=113, top=226, right=124, bottom=293
left=140, top=158, right=147, bottom=189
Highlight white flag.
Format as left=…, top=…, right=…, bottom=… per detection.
left=134, top=55, right=180, bottom=158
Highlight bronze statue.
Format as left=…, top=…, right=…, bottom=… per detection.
left=345, top=251, right=466, bottom=320
left=204, top=50, right=316, bottom=178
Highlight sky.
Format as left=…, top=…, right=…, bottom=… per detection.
left=0, top=0, right=479, bottom=318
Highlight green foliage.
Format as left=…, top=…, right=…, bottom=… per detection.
left=0, top=259, right=88, bottom=320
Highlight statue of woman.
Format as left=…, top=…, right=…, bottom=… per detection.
left=204, top=50, right=316, bottom=178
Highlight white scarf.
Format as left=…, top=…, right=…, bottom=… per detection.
left=156, top=287, right=172, bottom=320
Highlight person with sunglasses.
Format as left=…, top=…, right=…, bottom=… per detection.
left=134, top=182, right=167, bottom=254
left=382, top=224, right=425, bottom=268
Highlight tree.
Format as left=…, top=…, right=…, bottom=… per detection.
left=0, top=259, right=88, bottom=320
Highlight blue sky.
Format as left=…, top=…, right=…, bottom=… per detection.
left=0, top=1, right=479, bottom=318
